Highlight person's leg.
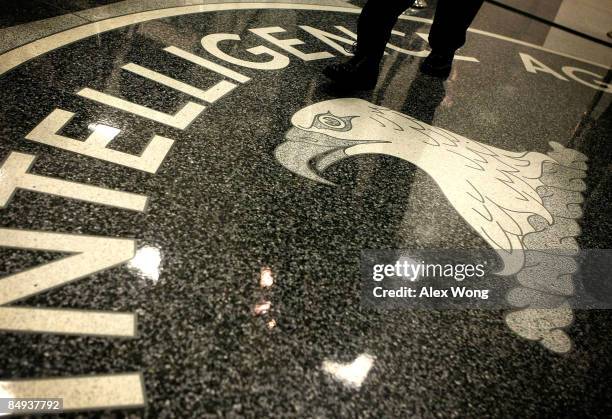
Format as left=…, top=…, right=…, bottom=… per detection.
left=428, top=0, right=484, bottom=54
left=356, top=0, right=416, bottom=63
left=323, top=0, right=414, bottom=89
left=421, top=0, right=484, bottom=78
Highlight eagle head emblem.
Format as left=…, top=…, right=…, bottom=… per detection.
left=276, top=98, right=589, bottom=354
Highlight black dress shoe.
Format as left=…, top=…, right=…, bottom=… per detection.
left=419, top=51, right=454, bottom=79
left=323, top=55, right=380, bottom=90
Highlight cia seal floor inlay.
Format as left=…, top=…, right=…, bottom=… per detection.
left=0, top=1, right=611, bottom=417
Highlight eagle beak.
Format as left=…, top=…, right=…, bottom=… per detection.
left=275, top=127, right=354, bottom=186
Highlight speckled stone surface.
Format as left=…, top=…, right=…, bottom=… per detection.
left=0, top=3, right=611, bottom=418
left=0, top=0, right=122, bottom=30
left=0, top=0, right=69, bottom=29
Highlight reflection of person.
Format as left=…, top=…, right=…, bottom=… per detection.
left=400, top=72, right=446, bottom=124
left=324, top=0, right=484, bottom=89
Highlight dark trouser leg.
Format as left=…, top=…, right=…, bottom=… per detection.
left=356, top=0, right=416, bottom=63
left=428, top=0, right=484, bottom=55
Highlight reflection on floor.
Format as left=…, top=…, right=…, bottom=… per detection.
left=0, top=1, right=611, bottom=417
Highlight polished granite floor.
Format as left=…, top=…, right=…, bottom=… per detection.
left=0, top=1, right=611, bottom=417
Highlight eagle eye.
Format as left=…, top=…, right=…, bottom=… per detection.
left=311, top=112, right=355, bottom=132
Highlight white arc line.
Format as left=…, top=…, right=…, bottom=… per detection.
left=0, top=3, right=608, bottom=78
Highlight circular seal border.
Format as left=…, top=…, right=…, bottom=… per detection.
left=0, top=2, right=609, bottom=77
